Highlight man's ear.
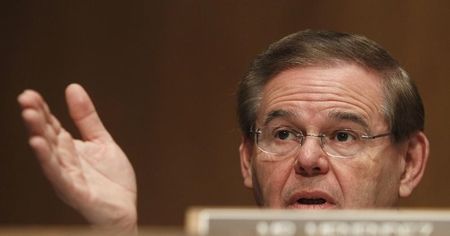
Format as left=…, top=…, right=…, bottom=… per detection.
left=399, top=131, right=430, bottom=198
left=239, top=136, right=254, bottom=189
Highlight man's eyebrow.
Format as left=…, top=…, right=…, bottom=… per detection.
left=328, top=111, right=369, bottom=129
left=263, top=109, right=297, bottom=126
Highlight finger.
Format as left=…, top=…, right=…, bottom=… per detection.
left=20, top=92, right=80, bottom=168
left=18, top=90, right=63, bottom=136
left=22, top=109, right=57, bottom=146
left=18, top=90, right=50, bottom=114
left=30, top=127, right=81, bottom=174
left=20, top=89, right=80, bottom=172
left=22, top=109, right=45, bottom=135
left=56, top=129, right=81, bottom=169
left=30, top=136, right=81, bottom=199
left=17, top=89, right=41, bottom=109
left=29, top=136, right=56, bottom=170
left=50, top=114, right=62, bottom=134
left=65, top=83, right=112, bottom=141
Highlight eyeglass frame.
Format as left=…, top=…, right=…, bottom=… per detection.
left=251, top=126, right=391, bottom=159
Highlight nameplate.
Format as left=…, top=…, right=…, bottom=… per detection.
left=186, top=208, right=450, bottom=236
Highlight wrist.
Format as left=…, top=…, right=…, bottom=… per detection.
left=90, top=209, right=138, bottom=235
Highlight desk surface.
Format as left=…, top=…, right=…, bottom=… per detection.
left=0, top=226, right=185, bottom=236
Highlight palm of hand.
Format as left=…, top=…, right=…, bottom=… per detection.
left=63, top=138, right=137, bottom=225
left=18, top=84, right=137, bottom=229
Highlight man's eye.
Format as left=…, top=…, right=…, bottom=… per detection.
left=333, top=131, right=357, bottom=142
left=274, top=130, right=295, bottom=140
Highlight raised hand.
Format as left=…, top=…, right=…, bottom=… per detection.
left=18, top=84, right=137, bottom=233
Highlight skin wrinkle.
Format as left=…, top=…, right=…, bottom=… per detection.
left=264, top=84, right=378, bottom=121
left=249, top=70, right=385, bottom=137
left=262, top=109, right=304, bottom=128
left=245, top=64, right=406, bottom=209
left=260, top=100, right=373, bottom=132
left=327, top=111, right=369, bottom=131
left=262, top=109, right=372, bottom=134
left=260, top=68, right=386, bottom=133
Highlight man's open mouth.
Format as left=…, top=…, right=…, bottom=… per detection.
left=287, top=192, right=336, bottom=209
left=297, top=198, right=327, bottom=205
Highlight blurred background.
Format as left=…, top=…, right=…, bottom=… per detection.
left=1, top=0, right=449, bottom=226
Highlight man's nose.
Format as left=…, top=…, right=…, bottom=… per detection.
left=293, top=135, right=329, bottom=177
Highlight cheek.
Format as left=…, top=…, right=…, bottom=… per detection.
left=331, top=159, right=375, bottom=206
left=372, top=147, right=404, bottom=203
left=334, top=148, right=403, bottom=207
left=253, top=158, right=294, bottom=205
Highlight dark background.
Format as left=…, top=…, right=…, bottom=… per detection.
left=1, top=0, right=449, bottom=226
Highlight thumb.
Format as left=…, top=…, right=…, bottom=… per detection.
left=65, top=83, right=112, bottom=141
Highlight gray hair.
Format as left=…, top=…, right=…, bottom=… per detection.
left=237, top=30, right=424, bottom=143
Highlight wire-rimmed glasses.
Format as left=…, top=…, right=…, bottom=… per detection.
left=252, top=126, right=391, bottom=159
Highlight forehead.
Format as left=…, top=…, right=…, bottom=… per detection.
left=257, top=64, right=386, bottom=129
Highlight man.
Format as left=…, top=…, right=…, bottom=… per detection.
left=17, top=30, right=429, bottom=231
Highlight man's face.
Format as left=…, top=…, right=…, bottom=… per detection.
left=240, top=63, right=410, bottom=209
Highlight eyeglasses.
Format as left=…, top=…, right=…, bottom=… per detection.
left=252, top=126, right=391, bottom=159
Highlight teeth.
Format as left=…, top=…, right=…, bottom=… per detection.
left=298, top=198, right=326, bottom=204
